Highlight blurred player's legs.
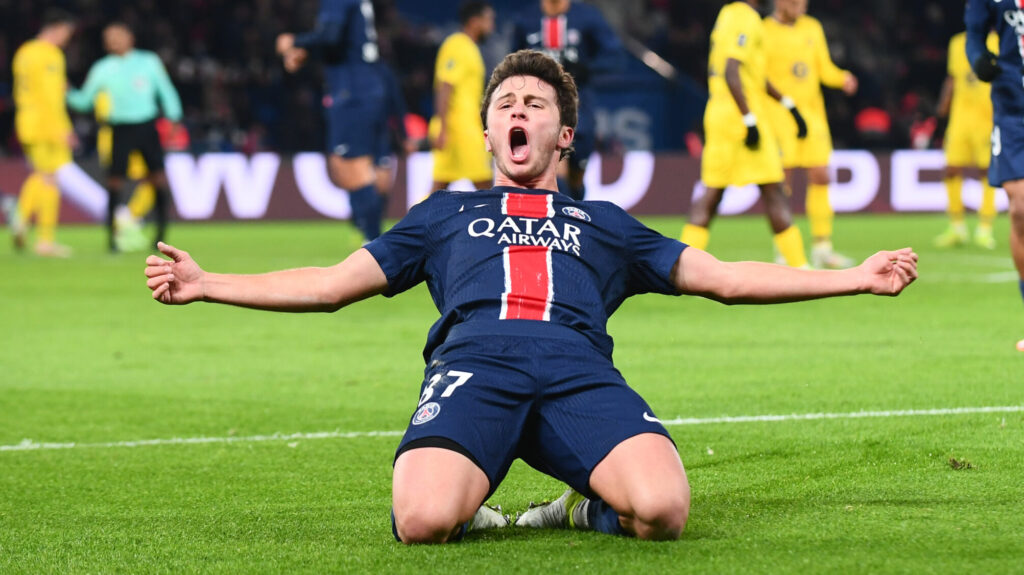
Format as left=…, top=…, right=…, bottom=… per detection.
left=803, top=166, right=853, bottom=268
left=937, top=119, right=996, bottom=249
left=1004, top=179, right=1024, bottom=350
left=11, top=143, right=73, bottom=257
left=106, top=121, right=173, bottom=253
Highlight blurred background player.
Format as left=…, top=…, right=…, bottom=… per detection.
left=429, top=1, right=495, bottom=195
left=681, top=0, right=810, bottom=268
left=934, top=29, right=998, bottom=250
left=965, top=0, right=1024, bottom=351
left=6, top=9, right=78, bottom=257
left=512, top=0, right=624, bottom=200
left=66, top=22, right=182, bottom=253
left=764, top=0, right=859, bottom=269
left=276, top=0, right=388, bottom=242
left=95, top=91, right=152, bottom=252
left=374, top=62, right=414, bottom=205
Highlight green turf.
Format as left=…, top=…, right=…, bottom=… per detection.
left=1, top=213, right=1021, bottom=573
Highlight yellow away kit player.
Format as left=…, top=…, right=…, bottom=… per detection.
left=934, top=31, right=999, bottom=249
left=683, top=0, right=809, bottom=268
left=9, top=19, right=76, bottom=257
left=763, top=0, right=859, bottom=268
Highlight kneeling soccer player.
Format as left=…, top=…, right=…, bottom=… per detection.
left=145, top=50, right=919, bottom=543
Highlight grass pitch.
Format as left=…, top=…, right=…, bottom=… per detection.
left=1, top=213, right=1021, bottom=573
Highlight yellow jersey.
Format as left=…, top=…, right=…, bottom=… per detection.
left=707, top=2, right=770, bottom=117
left=433, top=32, right=485, bottom=132
left=948, top=31, right=997, bottom=128
left=12, top=39, right=72, bottom=145
left=763, top=14, right=847, bottom=119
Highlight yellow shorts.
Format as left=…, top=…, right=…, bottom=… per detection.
left=23, top=142, right=72, bottom=174
left=701, top=105, right=784, bottom=188
left=945, top=119, right=991, bottom=169
left=767, top=105, right=833, bottom=169
left=430, top=117, right=493, bottom=183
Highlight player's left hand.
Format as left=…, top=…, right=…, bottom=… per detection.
left=842, top=72, right=858, bottom=95
left=858, top=248, right=918, bottom=296
left=790, top=107, right=808, bottom=139
left=275, top=33, right=295, bottom=54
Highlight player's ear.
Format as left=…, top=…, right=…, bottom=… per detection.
left=484, top=129, right=492, bottom=153
left=558, top=126, right=574, bottom=150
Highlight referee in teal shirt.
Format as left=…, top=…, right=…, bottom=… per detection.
left=68, top=22, right=182, bottom=253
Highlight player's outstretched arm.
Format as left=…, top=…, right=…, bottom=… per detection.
left=144, top=242, right=388, bottom=312
left=673, top=247, right=918, bottom=304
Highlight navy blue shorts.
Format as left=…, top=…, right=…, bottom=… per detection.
left=395, top=322, right=672, bottom=499
left=989, top=114, right=1024, bottom=186
left=324, top=93, right=386, bottom=159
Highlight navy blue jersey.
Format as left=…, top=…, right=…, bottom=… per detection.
left=966, top=0, right=1024, bottom=118
left=364, top=188, right=686, bottom=361
left=511, top=2, right=624, bottom=89
left=295, top=0, right=385, bottom=98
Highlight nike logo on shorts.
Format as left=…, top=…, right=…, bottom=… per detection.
left=643, top=411, right=661, bottom=423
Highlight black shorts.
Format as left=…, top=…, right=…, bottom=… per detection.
left=109, top=120, right=165, bottom=178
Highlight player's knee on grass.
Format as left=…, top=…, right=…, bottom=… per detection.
left=624, top=486, right=690, bottom=541
left=393, top=502, right=465, bottom=544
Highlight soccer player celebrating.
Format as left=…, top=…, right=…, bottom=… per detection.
left=145, top=50, right=918, bottom=543
left=277, top=0, right=389, bottom=243
left=512, top=0, right=624, bottom=201
left=429, top=1, right=496, bottom=194
left=934, top=29, right=999, bottom=250
left=66, top=22, right=183, bottom=253
left=965, top=0, right=1024, bottom=350
left=764, top=0, right=859, bottom=268
left=8, top=9, right=78, bottom=257
left=681, top=0, right=811, bottom=268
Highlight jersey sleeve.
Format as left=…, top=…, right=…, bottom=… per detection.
left=294, top=0, right=348, bottom=49
left=618, top=208, right=686, bottom=296
left=812, top=19, right=847, bottom=88
left=434, top=36, right=465, bottom=87
left=149, top=53, right=183, bottom=122
left=718, top=6, right=757, bottom=65
left=584, top=6, right=624, bottom=76
left=363, top=197, right=432, bottom=296
left=965, top=0, right=995, bottom=67
left=67, top=59, right=107, bottom=112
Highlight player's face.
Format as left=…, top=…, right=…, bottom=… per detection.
left=52, top=23, right=75, bottom=48
left=479, top=8, right=496, bottom=40
left=485, top=75, right=574, bottom=186
left=103, top=26, right=133, bottom=55
left=541, top=0, right=570, bottom=17
left=775, top=0, right=801, bottom=21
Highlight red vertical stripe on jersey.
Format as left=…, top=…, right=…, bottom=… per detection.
left=502, top=192, right=554, bottom=218
left=501, top=245, right=552, bottom=320
left=542, top=16, right=565, bottom=49
left=500, top=192, right=554, bottom=321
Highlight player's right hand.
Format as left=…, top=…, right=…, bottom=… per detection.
left=858, top=247, right=918, bottom=296
left=744, top=125, right=760, bottom=149
left=145, top=242, right=205, bottom=305
left=972, top=51, right=1000, bottom=82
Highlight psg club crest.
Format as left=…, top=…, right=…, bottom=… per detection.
left=562, top=206, right=591, bottom=222
left=412, top=402, right=441, bottom=425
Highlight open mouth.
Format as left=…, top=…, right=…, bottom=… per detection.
left=509, top=127, right=529, bottom=162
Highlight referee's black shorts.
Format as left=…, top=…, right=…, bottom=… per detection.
left=109, top=120, right=165, bottom=178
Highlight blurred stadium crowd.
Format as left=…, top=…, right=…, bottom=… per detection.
left=0, top=0, right=969, bottom=156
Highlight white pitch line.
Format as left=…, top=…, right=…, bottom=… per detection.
left=2, top=405, right=1021, bottom=453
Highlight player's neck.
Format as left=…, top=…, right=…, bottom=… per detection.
left=771, top=13, right=797, bottom=25
left=493, top=171, right=559, bottom=192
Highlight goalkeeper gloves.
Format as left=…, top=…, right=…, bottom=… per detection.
left=972, top=51, right=999, bottom=82
left=781, top=96, right=808, bottom=139
left=742, top=113, right=760, bottom=149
